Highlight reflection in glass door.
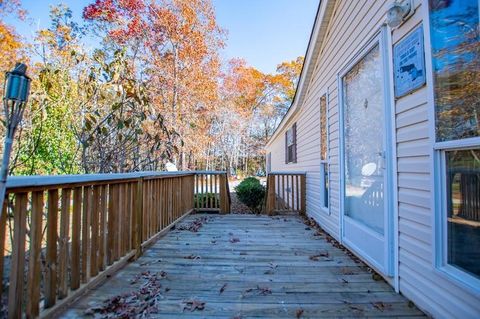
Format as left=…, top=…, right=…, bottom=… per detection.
left=343, top=44, right=385, bottom=234
left=340, top=33, right=392, bottom=275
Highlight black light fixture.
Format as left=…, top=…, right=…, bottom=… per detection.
left=0, top=63, right=31, bottom=214
left=4, top=63, right=31, bottom=102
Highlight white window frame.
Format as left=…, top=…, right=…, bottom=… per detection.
left=424, top=0, right=480, bottom=293
left=320, top=91, right=330, bottom=214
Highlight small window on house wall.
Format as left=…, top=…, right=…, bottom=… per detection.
left=320, top=94, right=329, bottom=210
left=429, top=0, right=480, bottom=284
left=285, top=123, right=297, bottom=164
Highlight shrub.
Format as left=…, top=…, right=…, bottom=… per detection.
left=235, top=177, right=266, bottom=213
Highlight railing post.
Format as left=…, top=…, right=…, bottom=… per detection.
left=134, top=178, right=144, bottom=259
left=266, top=174, right=276, bottom=215
left=219, top=173, right=230, bottom=214
left=300, top=174, right=306, bottom=216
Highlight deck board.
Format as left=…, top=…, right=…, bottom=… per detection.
left=61, top=214, right=424, bottom=318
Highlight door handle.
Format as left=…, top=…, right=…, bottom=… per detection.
left=377, top=151, right=386, bottom=170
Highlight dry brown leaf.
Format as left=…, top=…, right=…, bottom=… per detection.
left=371, top=301, right=392, bottom=312
left=296, top=308, right=304, bottom=318
left=182, top=299, right=206, bottom=312
left=219, top=283, right=228, bottom=294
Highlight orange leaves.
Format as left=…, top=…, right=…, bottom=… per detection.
left=274, top=56, right=304, bottom=102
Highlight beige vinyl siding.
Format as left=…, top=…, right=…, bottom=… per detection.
left=268, top=1, right=480, bottom=317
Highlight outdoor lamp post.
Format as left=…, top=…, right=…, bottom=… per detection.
left=0, top=63, right=31, bottom=215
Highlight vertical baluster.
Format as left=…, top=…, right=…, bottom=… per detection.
left=159, top=179, right=163, bottom=230
left=99, top=185, right=107, bottom=271
left=200, top=174, right=204, bottom=209
left=174, top=178, right=178, bottom=219
left=117, top=183, right=127, bottom=259
left=300, top=174, right=306, bottom=216
left=26, top=191, right=43, bottom=317
left=286, top=174, right=290, bottom=210
left=71, top=187, right=82, bottom=289
left=128, top=182, right=134, bottom=251
left=115, top=184, right=122, bottom=260
left=58, top=189, right=71, bottom=299
left=291, top=175, right=295, bottom=211
left=121, top=183, right=127, bottom=255
left=126, top=183, right=132, bottom=251
left=153, top=180, right=158, bottom=233
left=134, top=179, right=144, bottom=259
left=146, top=181, right=151, bottom=238
left=90, top=186, right=100, bottom=277
left=45, top=189, right=59, bottom=308
left=8, top=193, right=28, bottom=318
left=81, top=186, right=91, bottom=282
left=107, top=184, right=116, bottom=265
left=295, top=175, right=300, bottom=211
left=274, top=175, right=278, bottom=210
left=0, top=202, right=7, bottom=309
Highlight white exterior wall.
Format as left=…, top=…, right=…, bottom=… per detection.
left=266, top=0, right=480, bottom=318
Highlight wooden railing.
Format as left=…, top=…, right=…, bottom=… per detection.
left=194, top=171, right=231, bottom=213
left=265, top=172, right=306, bottom=216
left=0, top=171, right=229, bottom=318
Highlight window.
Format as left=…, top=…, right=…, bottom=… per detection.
left=320, top=94, right=329, bottom=210
left=444, top=149, right=480, bottom=278
left=429, top=0, right=480, bottom=284
left=285, top=123, right=297, bottom=163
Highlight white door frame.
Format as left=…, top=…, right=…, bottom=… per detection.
left=337, top=26, right=396, bottom=278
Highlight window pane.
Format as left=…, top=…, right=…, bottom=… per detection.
left=287, top=129, right=293, bottom=146
left=343, top=44, right=385, bottom=234
left=446, top=149, right=480, bottom=278
left=320, top=95, right=328, bottom=161
left=429, top=0, right=480, bottom=141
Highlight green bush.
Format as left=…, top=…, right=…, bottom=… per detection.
left=235, top=177, right=266, bottom=213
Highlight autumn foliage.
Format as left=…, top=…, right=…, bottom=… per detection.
left=1, top=0, right=303, bottom=176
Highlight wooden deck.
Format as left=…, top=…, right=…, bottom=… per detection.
left=61, top=214, right=424, bottom=318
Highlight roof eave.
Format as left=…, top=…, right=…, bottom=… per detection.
left=266, top=0, right=335, bottom=148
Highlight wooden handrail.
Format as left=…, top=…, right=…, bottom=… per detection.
left=0, top=170, right=230, bottom=318
left=265, top=172, right=306, bottom=216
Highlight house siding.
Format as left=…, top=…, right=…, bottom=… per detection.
left=266, top=0, right=480, bottom=318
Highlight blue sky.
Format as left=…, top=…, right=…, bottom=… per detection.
left=6, top=0, right=319, bottom=74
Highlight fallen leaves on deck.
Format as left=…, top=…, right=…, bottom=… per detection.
left=86, top=271, right=166, bottom=318
left=219, top=283, right=228, bottom=294
left=182, top=299, right=206, bottom=312
left=183, top=254, right=201, bottom=260
left=296, top=308, right=304, bottom=318
left=264, top=262, right=278, bottom=275
left=242, top=285, right=272, bottom=298
left=309, top=251, right=330, bottom=261
left=229, top=237, right=240, bottom=243
left=372, top=301, right=392, bottom=312
left=177, top=217, right=209, bottom=232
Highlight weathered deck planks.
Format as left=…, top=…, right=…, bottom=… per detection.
left=61, top=214, right=424, bottom=318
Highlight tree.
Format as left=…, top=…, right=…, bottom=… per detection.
left=83, top=0, right=225, bottom=170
